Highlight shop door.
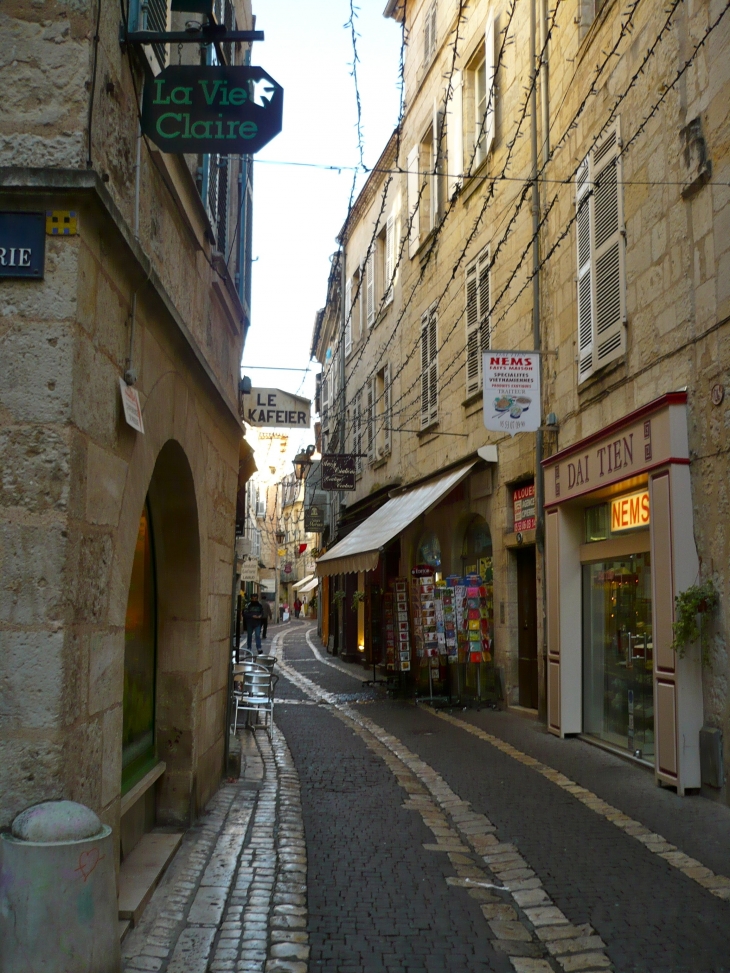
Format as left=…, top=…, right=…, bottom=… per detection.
left=517, top=547, right=538, bottom=709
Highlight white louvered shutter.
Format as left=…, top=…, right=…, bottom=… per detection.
left=367, top=378, right=376, bottom=461
left=592, top=122, right=625, bottom=371
left=407, top=145, right=420, bottom=258
left=383, top=363, right=392, bottom=455
left=576, top=157, right=594, bottom=382
left=431, top=100, right=442, bottom=230
left=354, top=396, right=362, bottom=473
left=421, top=308, right=438, bottom=428
left=465, top=262, right=480, bottom=397
left=385, top=212, right=395, bottom=303
left=359, top=262, right=366, bottom=335
left=321, top=369, right=330, bottom=425
left=423, top=5, right=432, bottom=63
left=446, top=70, right=463, bottom=198
left=484, top=18, right=496, bottom=156
left=344, top=276, right=352, bottom=356
left=366, top=251, right=375, bottom=327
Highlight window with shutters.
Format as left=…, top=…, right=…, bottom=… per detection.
left=366, top=378, right=376, bottom=462
left=384, top=213, right=396, bottom=304
left=344, top=277, right=353, bottom=356
left=353, top=396, right=363, bottom=474
left=420, top=307, right=438, bottom=429
left=321, top=368, right=330, bottom=428
left=366, top=250, right=376, bottom=328
left=575, top=120, right=626, bottom=384
left=255, top=486, right=266, bottom=519
left=465, top=248, right=490, bottom=398
left=423, top=1, right=438, bottom=65
left=465, top=16, right=496, bottom=172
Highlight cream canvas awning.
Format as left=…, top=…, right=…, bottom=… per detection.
left=292, top=574, right=315, bottom=591
left=316, top=462, right=476, bottom=577
left=298, top=577, right=319, bottom=594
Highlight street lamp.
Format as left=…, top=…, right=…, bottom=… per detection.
left=292, top=444, right=315, bottom=482
left=275, top=529, right=285, bottom=545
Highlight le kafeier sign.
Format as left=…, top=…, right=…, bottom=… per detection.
left=142, top=65, right=283, bottom=155
left=483, top=351, right=541, bottom=435
left=242, top=388, right=311, bottom=429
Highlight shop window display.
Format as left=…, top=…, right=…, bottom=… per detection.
left=582, top=553, right=654, bottom=760
left=417, top=531, right=442, bottom=576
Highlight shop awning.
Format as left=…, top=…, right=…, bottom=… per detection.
left=316, top=462, right=477, bottom=577
left=298, top=577, right=319, bottom=594
left=292, top=574, right=315, bottom=591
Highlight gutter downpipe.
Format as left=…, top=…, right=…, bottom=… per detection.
left=338, top=247, right=347, bottom=654
left=530, top=0, right=547, bottom=720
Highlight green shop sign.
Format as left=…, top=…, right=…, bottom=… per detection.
left=141, top=65, right=282, bottom=155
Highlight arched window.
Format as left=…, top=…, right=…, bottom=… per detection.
left=462, top=515, right=492, bottom=580
left=417, top=530, right=442, bottom=571
left=122, top=501, right=157, bottom=793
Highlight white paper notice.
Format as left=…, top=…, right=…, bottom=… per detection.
left=119, top=377, right=145, bottom=433
left=483, top=351, right=540, bottom=436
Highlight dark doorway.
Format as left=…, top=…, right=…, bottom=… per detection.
left=516, top=547, right=538, bottom=709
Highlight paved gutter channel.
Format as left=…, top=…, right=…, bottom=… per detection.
left=122, top=699, right=309, bottom=973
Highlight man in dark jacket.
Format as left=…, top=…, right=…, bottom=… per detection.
left=261, top=596, right=272, bottom=639
left=243, top=592, right=265, bottom=654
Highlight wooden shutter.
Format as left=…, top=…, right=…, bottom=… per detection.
left=430, top=2, right=438, bottom=58
left=592, top=122, right=625, bottom=370
left=465, top=249, right=490, bottom=397
left=431, top=100, right=442, bottom=230
left=423, top=4, right=432, bottom=63
left=354, top=396, right=362, bottom=473
left=367, top=378, right=376, bottom=461
left=366, top=251, right=375, bottom=327
left=383, top=363, right=392, bottom=455
left=576, top=157, right=594, bottom=382
left=484, top=17, right=496, bottom=155
left=447, top=69, right=463, bottom=198
left=321, top=369, right=329, bottom=424
left=421, top=308, right=438, bottom=428
left=407, top=145, right=420, bottom=258
left=385, top=212, right=395, bottom=303
left=576, top=120, right=625, bottom=383
left=344, top=276, right=352, bottom=356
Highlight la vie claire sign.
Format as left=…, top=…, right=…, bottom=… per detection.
left=142, top=65, right=283, bottom=155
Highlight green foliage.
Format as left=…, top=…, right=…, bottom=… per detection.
left=332, top=589, right=346, bottom=607
left=671, top=580, right=718, bottom=666
left=351, top=590, right=365, bottom=612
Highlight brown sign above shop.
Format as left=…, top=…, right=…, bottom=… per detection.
left=321, top=454, right=356, bottom=491
left=542, top=392, right=689, bottom=506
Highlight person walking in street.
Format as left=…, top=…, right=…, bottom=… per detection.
left=243, top=591, right=265, bottom=655
left=260, top=595, right=272, bottom=639
left=293, top=597, right=302, bottom=619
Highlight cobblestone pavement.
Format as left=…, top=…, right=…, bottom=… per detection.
left=123, top=621, right=730, bottom=973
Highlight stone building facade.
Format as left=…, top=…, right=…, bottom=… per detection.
left=1, top=0, right=257, bottom=866
left=313, top=0, right=730, bottom=799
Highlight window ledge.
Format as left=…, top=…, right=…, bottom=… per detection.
left=417, top=422, right=439, bottom=439
left=372, top=455, right=390, bottom=470
left=577, top=356, right=627, bottom=403
left=462, top=156, right=492, bottom=203
left=462, top=391, right=483, bottom=409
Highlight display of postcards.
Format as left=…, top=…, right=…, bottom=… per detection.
left=469, top=650, right=482, bottom=663
left=467, top=608, right=481, bottom=620
left=420, top=584, right=435, bottom=594
left=468, top=630, right=482, bottom=641
left=397, top=611, right=409, bottom=623
left=467, top=619, right=480, bottom=631
left=436, top=632, right=445, bottom=644
left=398, top=631, right=409, bottom=642
left=394, top=580, right=407, bottom=591
left=400, top=660, right=410, bottom=671
left=480, top=619, right=490, bottom=633
left=397, top=620, right=409, bottom=632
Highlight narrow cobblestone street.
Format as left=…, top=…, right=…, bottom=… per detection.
left=122, top=622, right=730, bottom=973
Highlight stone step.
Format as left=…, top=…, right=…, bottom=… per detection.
left=118, top=831, right=183, bottom=925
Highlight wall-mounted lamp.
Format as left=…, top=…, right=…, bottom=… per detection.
left=293, top=444, right=316, bottom=482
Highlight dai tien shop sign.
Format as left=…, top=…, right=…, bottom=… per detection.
left=142, top=65, right=283, bottom=155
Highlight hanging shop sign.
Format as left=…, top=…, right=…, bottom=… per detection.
left=483, top=351, right=541, bottom=436
left=119, top=378, right=145, bottom=433
left=141, top=65, right=283, bottom=155
left=321, top=455, right=356, bottom=491
left=304, top=505, right=325, bottom=532
left=241, top=388, right=310, bottom=428
left=240, top=557, right=259, bottom=582
left=611, top=489, right=650, bottom=532
left=283, top=562, right=293, bottom=575
left=513, top=482, right=536, bottom=532
left=0, top=212, right=45, bottom=278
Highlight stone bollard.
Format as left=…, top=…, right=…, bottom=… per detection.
left=0, top=800, right=121, bottom=973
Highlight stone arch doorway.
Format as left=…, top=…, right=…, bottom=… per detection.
left=121, top=440, right=201, bottom=858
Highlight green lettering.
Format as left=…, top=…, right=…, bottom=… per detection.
left=153, top=79, right=170, bottom=105
left=228, top=88, right=247, bottom=105
left=191, top=120, right=213, bottom=138
left=239, top=121, right=257, bottom=139
left=198, top=79, right=223, bottom=105
left=170, top=86, right=193, bottom=105
left=156, top=112, right=182, bottom=138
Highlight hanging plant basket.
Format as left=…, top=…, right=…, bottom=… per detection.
left=351, top=590, right=365, bottom=612
left=671, top=579, right=718, bottom=666
left=332, top=589, right=346, bottom=608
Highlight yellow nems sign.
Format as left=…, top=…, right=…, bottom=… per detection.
left=611, top=490, right=650, bottom=532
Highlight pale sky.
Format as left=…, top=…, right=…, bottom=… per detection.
left=242, top=1, right=402, bottom=457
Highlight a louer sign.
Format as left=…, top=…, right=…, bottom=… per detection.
left=142, top=65, right=283, bottom=155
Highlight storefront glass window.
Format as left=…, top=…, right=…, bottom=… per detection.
left=585, top=503, right=609, bottom=542
left=122, top=503, right=157, bottom=793
left=582, top=553, right=653, bottom=760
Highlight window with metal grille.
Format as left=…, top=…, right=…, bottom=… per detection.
left=575, top=120, right=626, bottom=383
left=420, top=307, right=438, bottom=428
left=465, top=248, right=490, bottom=397
left=140, top=0, right=168, bottom=67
